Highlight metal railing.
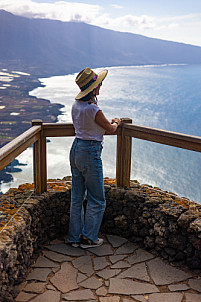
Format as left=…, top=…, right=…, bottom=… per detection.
left=1, top=118, right=201, bottom=194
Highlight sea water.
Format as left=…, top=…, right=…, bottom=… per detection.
left=1, top=64, right=201, bottom=204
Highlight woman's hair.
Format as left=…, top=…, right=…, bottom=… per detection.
left=79, top=91, right=94, bottom=102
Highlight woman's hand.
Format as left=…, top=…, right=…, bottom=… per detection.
left=111, top=118, right=121, bottom=126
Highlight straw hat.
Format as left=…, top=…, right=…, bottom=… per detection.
left=75, top=67, right=108, bottom=100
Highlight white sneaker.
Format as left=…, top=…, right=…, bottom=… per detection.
left=64, top=237, right=80, bottom=248
left=70, top=242, right=80, bottom=248
left=80, top=236, right=104, bottom=249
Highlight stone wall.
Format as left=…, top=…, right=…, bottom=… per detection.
left=102, top=182, right=201, bottom=269
left=0, top=180, right=201, bottom=301
left=0, top=189, right=71, bottom=302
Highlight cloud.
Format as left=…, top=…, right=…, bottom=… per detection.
left=0, top=0, right=102, bottom=22
left=158, top=13, right=201, bottom=22
left=119, top=14, right=155, bottom=29
left=0, top=0, right=200, bottom=32
left=93, top=13, right=156, bottom=32
left=111, top=4, right=123, bottom=9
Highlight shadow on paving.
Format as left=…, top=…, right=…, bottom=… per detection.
left=15, top=234, right=201, bottom=302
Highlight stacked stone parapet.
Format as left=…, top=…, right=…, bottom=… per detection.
left=102, top=181, right=201, bottom=269
left=0, top=179, right=201, bottom=301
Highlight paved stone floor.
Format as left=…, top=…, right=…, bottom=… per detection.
left=15, top=234, right=201, bottom=302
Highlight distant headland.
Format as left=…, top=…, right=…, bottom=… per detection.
left=0, top=67, right=64, bottom=186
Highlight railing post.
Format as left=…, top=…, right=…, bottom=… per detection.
left=32, top=120, right=47, bottom=194
left=116, top=118, right=132, bottom=188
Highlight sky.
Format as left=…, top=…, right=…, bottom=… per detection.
left=1, top=0, right=201, bottom=47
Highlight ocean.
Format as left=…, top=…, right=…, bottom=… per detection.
left=1, top=64, right=201, bottom=204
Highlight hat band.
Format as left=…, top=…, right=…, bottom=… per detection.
left=80, top=74, right=98, bottom=91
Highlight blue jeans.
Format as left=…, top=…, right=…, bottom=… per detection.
left=68, top=138, right=106, bottom=243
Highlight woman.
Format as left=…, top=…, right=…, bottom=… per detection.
left=68, top=67, right=121, bottom=249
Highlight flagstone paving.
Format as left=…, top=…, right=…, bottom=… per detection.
left=15, top=234, right=201, bottom=302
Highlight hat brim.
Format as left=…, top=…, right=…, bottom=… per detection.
left=75, top=69, right=108, bottom=100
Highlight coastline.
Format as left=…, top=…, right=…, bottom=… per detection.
left=0, top=68, right=64, bottom=187
left=1, top=64, right=201, bottom=203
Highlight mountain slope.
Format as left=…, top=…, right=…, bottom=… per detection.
left=1, top=10, right=201, bottom=76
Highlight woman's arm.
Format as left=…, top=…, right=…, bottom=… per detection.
left=95, top=110, right=121, bottom=134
